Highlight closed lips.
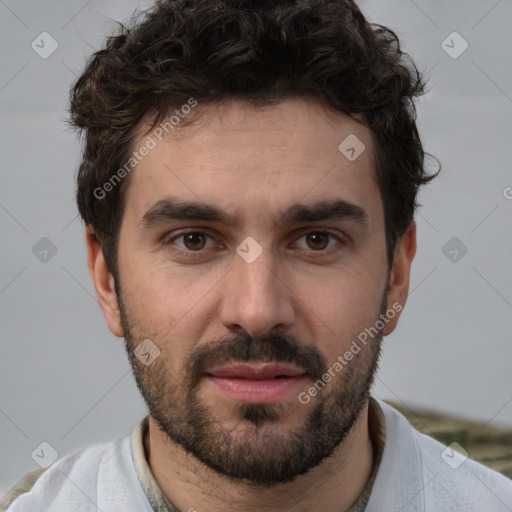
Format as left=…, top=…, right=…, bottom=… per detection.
left=207, top=362, right=305, bottom=380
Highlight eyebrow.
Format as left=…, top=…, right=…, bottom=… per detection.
left=139, top=197, right=370, bottom=229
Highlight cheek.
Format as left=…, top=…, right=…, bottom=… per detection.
left=302, top=270, right=385, bottom=361
left=120, top=260, right=225, bottom=354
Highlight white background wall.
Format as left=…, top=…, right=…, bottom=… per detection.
left=1, top=0, right=511, bottom=499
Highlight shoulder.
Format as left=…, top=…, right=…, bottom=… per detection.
left=412, top=427, right=512, bottom=510
left=371, top=399, right=512, bottom=511
left=0, top=467, right=49, bottom=511
left=1, top=433, right=150, bottom=512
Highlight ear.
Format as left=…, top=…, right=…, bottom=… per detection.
left=382, top=221, right=417, bottom=336
left=85, top=227, right=124, bottom=337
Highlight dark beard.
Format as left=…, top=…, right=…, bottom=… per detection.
left=119, top=293, right=385, bottom=485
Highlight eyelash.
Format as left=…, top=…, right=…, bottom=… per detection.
left=162, top=229, right=345, bottom=258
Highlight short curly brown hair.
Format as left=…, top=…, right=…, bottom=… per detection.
left=69, top=0, right=438, bottom=280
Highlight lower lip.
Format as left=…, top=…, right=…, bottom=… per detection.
left=206, top=375, right=306, bottom=403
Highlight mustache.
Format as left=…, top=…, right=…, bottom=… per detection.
left=184, top=331, right=328, bottom=389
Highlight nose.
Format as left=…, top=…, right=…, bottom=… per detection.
left=218, top=245, right=296, bottom=338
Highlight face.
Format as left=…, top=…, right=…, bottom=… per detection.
left=97, top=98, right=407, bottom=484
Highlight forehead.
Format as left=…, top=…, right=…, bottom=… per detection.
left=123, top=98, right=382, bottom=230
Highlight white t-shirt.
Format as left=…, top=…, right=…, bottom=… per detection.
left=3, top=399, right=512, bottom=511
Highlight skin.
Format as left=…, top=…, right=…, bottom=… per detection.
left=86, top=98, right=416, bottom=512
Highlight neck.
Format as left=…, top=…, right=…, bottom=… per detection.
left=145, top=400, right=374, bottom=512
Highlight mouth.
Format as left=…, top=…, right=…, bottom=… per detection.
left=205, top=362, right=307, bottom=404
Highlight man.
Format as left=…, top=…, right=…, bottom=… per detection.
left=3, top=0, right=512, bottom=510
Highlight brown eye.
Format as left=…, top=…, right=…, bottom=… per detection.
left=305, top=232, right=330, bottom=250
left=293, top=230, right=343, bottom=254
left=182, top=232, right=207, bottom=251
left=163, top=230, right=219, bottom=260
